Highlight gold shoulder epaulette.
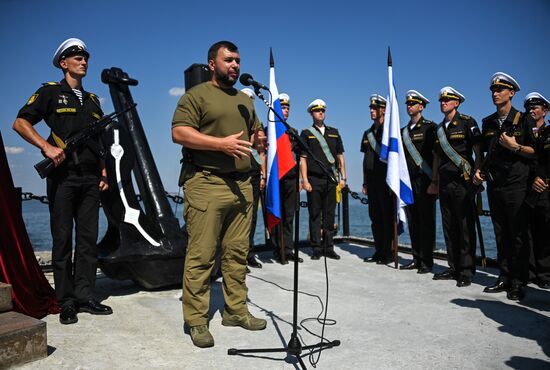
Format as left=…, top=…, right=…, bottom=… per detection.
left=460, top=114, right=472, bottom=120
left=42, top=82, right=61, bottom=86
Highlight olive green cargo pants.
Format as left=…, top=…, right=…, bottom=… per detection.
left=182, top=171, right=252, bottom=326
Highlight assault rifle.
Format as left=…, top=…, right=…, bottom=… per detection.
left=467, top=125, right=515, bottom=198
left=34, top=103, right=136, bottom=178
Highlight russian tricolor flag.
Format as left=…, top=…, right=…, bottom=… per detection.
left=265, top=48, right=295, bottom=232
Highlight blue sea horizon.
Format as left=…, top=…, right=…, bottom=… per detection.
left=22, top=195, right=497, bottom=258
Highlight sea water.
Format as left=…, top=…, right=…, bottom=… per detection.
left=21, top=195, right=497, bottom=258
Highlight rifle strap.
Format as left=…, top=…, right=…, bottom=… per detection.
left=51, top=131, right=66, bottom=149
left=512, top=111, right=521, bottom=126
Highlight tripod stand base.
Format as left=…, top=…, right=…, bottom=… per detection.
left=227, top=336, right=341, bottom=369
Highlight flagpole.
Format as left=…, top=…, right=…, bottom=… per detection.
left=387, top=47, right=399, bottom=269
left=228, top=48, right=340, bottom=367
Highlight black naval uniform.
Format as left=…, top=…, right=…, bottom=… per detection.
left=361, top=123, right=394, bottom=263
left=272, top=160, right=298, bottom=259
left=529, top=124, right=550, bottom=285
left=481, top=107, right=535, bottom=286
left=300, top=125, right=344, bottom=255
left=435, top=112, right=481, bottom=279
left=17, top=79, right=104, bottom=309
left=402, top=117, right=437, bottom=269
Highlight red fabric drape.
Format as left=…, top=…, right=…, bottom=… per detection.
left=0, top=130, right=59, bottom=318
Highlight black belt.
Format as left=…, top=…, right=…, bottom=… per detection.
left=197, top=167, right=250, bottom=181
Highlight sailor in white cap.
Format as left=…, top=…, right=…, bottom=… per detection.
left=438, top=86, right=465, bottom=103
left=362, top=93, right=393, bottom=264
left=271, top=92, right=302, bottom=264
left=477, top=72, right=536, bottom=300
left=369, top=94, right=387, bottom=108
left=525, top=92, right=549, bottom=137
left=306, top=98, right=326, bottom=113
left=52, top=38, right=90, bottom=69
left=241, top=87, right=255, bottom=100
left=429, top=86, right=481, bottom=287
left=12, top=38, right=112, bottom=324
left=300, top=99, right=346, bottom=260
left=525, top=92, right=550, bottom=290
left=525, top=92, right=550, bottom=111
left=400, top=90, right=437, bottom=273
left=279, top=93, right=290, bottom=120
left=490, top=72, right=521, bottom=92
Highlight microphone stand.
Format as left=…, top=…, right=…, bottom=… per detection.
left=228, top=88, right=340, bottom=369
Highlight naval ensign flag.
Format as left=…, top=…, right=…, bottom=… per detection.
left=380, top=48, right=414, bottom=234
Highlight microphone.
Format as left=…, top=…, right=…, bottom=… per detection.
left=239, top=73, right=268, bottom=90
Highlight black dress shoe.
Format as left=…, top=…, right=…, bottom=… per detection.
left=456, top=276, right=472, bottom=287
left=324, top=250, right=341, bottom=260
left=60, top=305, right=78, bottom=325
left=247, top=257, right=262, bottom=269
left=311, top=251, right=322, bottom=260
left=537, top=280, right=550, bottom=289
left=400, top=261, right=418, bottom=270
left=433, top=270, right=455, bottom=280
left=364, top=256, right=378, bottom=263
left=417, top=266, right=432, bottom=274
left=483, top=280, right=507, bottom=293
left=79, top=300, right=113, bottom=315
left=507, top=283, right=524, bottom=301
left=286, top=253, right=303, bottom=263
left=376, top=257, right=392, bottom=265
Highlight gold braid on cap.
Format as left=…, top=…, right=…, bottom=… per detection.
left=407, top=97, right=423, bottom=104
left=440, top=92, right=460, bottom=100
left=309, top=104, right=325, bottom=112
left=492, top=79, right=514, bottom=90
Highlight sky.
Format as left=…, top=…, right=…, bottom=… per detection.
left=1, top=0, right=549, bottom=195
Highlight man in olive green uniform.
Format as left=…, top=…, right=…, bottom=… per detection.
left=172, top=41, right=267, bottom=348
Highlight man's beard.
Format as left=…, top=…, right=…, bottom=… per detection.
left=215, top=69, right=237, bottom=87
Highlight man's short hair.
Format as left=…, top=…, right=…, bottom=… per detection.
left=208, top=41, right=238, bottom=62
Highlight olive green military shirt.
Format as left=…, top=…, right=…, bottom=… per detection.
left=172, top=82, right=261, bottom=173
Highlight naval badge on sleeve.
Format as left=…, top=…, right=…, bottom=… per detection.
left=26, top=94, right=39, bottom=105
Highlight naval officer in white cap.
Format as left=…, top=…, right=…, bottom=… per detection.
left=12, top=38, right=112, bottom=324
left=524, top=92, right=550, bottom=290
left=400, top=90, right=437, bottom=273
left=362, top=94, right=394, bottom=265
left=476, top=72, right=536, bottom=301
left=271, top=93, right=303, bottom=264
left=429, top=86, right=482, bottom=287
left=300, top=99, right=346, bottom=260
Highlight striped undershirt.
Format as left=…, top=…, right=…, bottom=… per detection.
left=72, top=89, right=83, bottom=105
